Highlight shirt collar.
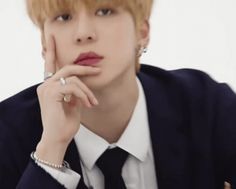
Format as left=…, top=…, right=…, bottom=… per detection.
left=74, top=77, right=150, bottom=170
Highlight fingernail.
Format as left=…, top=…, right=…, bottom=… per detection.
left=87, top=103, right=92, bottom=108
left=93, top=98, right=99, bottom=105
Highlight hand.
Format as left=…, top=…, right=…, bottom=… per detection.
left=35, top=35, right=101, bottom=165
left=224, top=182, right=231, bottom=189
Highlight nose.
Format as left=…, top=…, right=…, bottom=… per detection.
left=76, top=34, right=95, bottom=43
left=73, top=11, right=97, bottom=44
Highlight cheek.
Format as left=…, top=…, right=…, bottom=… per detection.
left=116, top=32, right=136, bottom=64
left=104, top=23, right=137, bottom=60
left=54, top=36, right=72, bottom=66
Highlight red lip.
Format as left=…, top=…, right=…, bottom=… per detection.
left=74, top=51, right=104, bottom=66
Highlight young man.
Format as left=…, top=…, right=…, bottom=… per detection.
left=0, top=0, right=235, bottom=188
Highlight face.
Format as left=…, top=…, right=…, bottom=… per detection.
left=42, top=2, right=149, bottom=90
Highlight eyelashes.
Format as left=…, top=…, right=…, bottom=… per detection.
left=96, top=8, right=114, bottom=16
left=55, top=8, right=116, bottom=22
left=55, top=14, right=72, bottom=22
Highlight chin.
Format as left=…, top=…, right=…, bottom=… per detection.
left=80, top=74, right=109, bottom=90
left=81, top=67, right=128, bottom=91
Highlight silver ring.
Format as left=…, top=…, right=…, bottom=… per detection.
left=44, top=72, right=54, bottom=80
left=63, top=95, right=71, bottom=102
left=59, top=77, right=71, bottom=102
left=60, top=77, right=66, bottom=86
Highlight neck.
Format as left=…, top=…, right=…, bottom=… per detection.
left=80, top=71, right=139, bottom=143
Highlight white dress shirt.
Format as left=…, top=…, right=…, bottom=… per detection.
left=37, top=78, right=158, bottom=189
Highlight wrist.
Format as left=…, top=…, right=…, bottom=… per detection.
left=31, top=151, right=70, bottom=169
left=36, top=139, right=68, bottom=165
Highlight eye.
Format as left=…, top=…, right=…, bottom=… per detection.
left=55, top=14, right=72, bottom=21
left=96, top=8, right=114, bottom=16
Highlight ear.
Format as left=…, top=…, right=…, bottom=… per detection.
left=137, top=19, right=150, bottom=48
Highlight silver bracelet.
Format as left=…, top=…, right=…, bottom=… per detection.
left=30, top=151, right=70, bottom=169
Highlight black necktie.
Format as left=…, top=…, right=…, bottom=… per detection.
left=96, top=147, right=128, bottom=189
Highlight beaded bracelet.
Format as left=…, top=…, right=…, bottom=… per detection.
left=30, top=151, right=70, bottom=169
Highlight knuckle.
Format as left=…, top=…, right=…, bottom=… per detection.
left=37, top=84, right=47, bottom=96
left=38, top=82, right=57, bottom=99
left=70, top=76, right=78, bottom=82
left=36, top=85, right=42, bottom=95
left=70, top=82, right=79, bottom=90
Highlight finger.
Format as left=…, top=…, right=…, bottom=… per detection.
left=224, top=182, right=231, bottom=189
left=53, top=65, right=101, bottom=81
left=59, top=83, right=92, bottom=108
left=73, top=78, right=99, bottom=105
left=66, top=76, right=99, bottom=105
left=44, top=35, right=56, bottom=75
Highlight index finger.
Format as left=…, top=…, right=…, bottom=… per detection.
left=224, top=182, right=231, bottom=189
left=44, top=35, right=56, bottom=74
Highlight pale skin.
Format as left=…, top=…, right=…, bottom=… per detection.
left=34, top=3, right=231, bottom=188
left=36, top=4, right=147, bottom=167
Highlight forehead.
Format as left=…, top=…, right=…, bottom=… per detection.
left=39, top=0, right=135, bottom=16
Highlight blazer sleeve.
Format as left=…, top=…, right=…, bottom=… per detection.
left=16, top=160, right=67, bottom=189
left=214, top=83, right=236, bottom=188
left=0, top=119, right=68, bottom=189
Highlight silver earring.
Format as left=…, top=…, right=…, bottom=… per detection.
left=143, top=47, right=147, bottom=53
left=138, top=46, right=148, bottom=57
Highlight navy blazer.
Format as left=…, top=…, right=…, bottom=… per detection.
left=0, top=64, right=236, bottom=189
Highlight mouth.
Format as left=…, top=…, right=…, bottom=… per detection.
left=74, top=51, right=104, bottom=66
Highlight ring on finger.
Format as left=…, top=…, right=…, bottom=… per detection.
left=59, top=77, right=71, bottom=102
left=60, top=77, right=67, bottom=86
left=63, top=95, right=71, bottom=102
left=44, top=72, right=55, bottom=81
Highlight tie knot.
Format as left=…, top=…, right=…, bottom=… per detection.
left=96, top=147, right=128, bottom=176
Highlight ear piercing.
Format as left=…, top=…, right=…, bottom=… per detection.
left=138, top=46, right=148, bottom=57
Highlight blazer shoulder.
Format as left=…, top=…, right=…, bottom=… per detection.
left=0, top=84, right=41, bottom=125
left=0, top=84, right=44, bottom=188
left=139, top=64, right=235, bottom=98
left=140, top=64, right=217, bottom=86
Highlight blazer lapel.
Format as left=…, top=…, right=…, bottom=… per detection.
left=64, top=140, right=88, bottom=189
left=138, top=70, right=193, bottom=189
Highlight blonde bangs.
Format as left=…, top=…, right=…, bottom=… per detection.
left=26, top=0, right=153, bottom=30
left=26, top=0, right=80, bottom=29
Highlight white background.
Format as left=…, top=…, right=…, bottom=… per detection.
left=0, top=0, right=236, bottom=101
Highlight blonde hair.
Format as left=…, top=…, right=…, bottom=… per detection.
left=26, top=0, right=154, bottom=72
